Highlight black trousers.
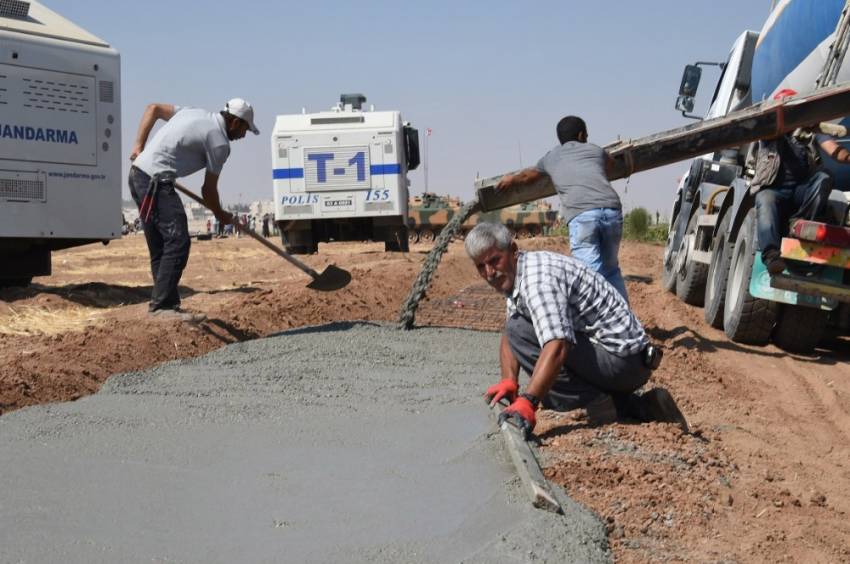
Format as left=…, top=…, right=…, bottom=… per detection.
left=505, top=314, right=650, bottom=411
left=128, top=167, right=191, bottom=311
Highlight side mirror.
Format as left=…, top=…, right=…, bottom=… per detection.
left=679, top=64, right=702, bottom=97
left=675, top=95, right=695, bottom=114
left=676, top=64, right=703, bottom=119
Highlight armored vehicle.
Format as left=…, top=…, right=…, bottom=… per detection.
left=406, top=193, right=557, bottom=243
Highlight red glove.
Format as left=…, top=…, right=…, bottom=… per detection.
left=498, top=396, right=537, bottom=438
left=485, top=378, right=518, bottom=405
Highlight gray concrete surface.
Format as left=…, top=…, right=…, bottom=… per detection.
left=0, top=322, right=609, bottom=563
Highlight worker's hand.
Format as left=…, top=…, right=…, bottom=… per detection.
left=498, top=396, right=537, bottom=439
left=495, top=174, right=514, bottom=192
left=485, top=378, right=518, bottom=406
left=129, top=144, right=144, bottom=162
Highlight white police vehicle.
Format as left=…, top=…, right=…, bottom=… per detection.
left=272, top=94, right=419, bottom=253
left=0, top=1, right=121, bottom=287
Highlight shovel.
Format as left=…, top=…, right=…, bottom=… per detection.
left=173, top=182, right=351, bottom=292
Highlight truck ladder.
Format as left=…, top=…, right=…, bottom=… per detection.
left=816, top=0, right=850, bottom=89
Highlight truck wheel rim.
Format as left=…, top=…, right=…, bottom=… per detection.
left=728, top=238, right=747, bottom=307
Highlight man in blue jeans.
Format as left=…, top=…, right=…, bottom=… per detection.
left=497, top=116, right=628, bottom=300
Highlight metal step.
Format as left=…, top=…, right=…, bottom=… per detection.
left=691, top=250, right=712, bottom=265
left=697, top=214, right=718, bottom=228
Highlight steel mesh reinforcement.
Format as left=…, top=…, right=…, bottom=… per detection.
left=398, top=199, right=481, bottom=330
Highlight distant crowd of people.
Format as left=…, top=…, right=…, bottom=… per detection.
left=205, top=212, right=277, bottom=238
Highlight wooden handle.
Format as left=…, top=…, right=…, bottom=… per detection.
left=172, top=182, right=320, bottom=279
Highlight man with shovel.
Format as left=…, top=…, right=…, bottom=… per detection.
left=128, top=98, right=259, bottom=321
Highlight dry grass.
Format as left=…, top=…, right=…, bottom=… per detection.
left=0, top=305, right=103, bottom=336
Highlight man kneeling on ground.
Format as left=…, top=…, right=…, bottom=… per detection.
left=465, top=222, right=687, bottom=437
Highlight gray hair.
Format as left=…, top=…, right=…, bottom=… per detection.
left=464, top=222, right=513, bottom=259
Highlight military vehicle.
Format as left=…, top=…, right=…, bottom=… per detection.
left=406, top=193, right=557, bottom=244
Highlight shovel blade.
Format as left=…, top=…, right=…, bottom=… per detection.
left=306, top=264, right=352, bottom=292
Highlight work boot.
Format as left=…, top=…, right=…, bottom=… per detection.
left=150, top=308, right=207, bottom=324
left=762, top=248, right=787, bottom=276
left=584, top=393, right=619, bottom=426
left=635, top=387, right=689, bottom=432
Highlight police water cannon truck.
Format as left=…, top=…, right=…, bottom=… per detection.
left=271, top=93, right=420, bottom=254
left=0, top=1, right=121, bottom=287
left=663, top=0, right=850, bottom=353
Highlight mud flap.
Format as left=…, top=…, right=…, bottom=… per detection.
left=749, top=252, right=839, bottom=310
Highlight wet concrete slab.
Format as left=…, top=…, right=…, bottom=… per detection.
left=0, top=322, right=609, bottom=563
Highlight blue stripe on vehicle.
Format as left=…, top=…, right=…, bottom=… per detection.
left=370, top=164, right=401, bottom=175
left=751, top=0, right=844, bottom=102
left=272, top=168, right=304, bottom=179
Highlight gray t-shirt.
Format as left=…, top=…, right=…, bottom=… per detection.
left=535, top=141, right=621, bottom=223
left=134, top=106, right=231, bottom=178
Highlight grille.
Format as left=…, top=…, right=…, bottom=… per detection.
left=310, top=116, right=364, bottom=125
left=0, top=171, right=44, bottom=201
left=0, top=0, right=29, bottom=18
left=21, top=76, right=90, bottom=113
left=364, top=201, right=394, bottom=212
left=283, top=204, right=313, bottom=215
left=98, top=80, right=114, bottom=103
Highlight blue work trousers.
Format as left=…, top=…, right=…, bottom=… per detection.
left=568, top=208, right=628, bottom=301
left=755, top=170, right=833, bottom=252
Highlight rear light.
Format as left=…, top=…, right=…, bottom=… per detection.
left=790, top=219, right=850, bottom=247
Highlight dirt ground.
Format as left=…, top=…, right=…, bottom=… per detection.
left=2, top=234, right=849, bottom=563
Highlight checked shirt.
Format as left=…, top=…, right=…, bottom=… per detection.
left=506, top=251, right=647, bottom=356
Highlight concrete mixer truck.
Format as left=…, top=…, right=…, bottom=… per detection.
left=662, top=0, right=850, bottom=353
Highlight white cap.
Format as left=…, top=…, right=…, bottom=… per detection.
left=224, top=98, right=259, bottom=135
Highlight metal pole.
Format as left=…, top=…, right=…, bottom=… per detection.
left=424, top=131, right=430, bottom=192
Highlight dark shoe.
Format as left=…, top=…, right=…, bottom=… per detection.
left=150, top=308, right=207, bottom=323
left=762, top=248, right=787, bottom=276
left=636, top=387, right=689, bottom=432
left=585, top=393, right=619, bottom=426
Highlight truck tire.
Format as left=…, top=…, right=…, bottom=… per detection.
left=385, top=227, right=410, bottom=252
left=772, top=305, right=827, bottom=354
left=723, top=209, right=777, bottom=344
left=420, top=229, right=436, bottom=243
left=286, top=244, right=317, bottom=255
left=408, top=230, right=420, bottom=244
left=385, top=240, right=409, bottom=252
left=675, top=210, right=709, bottom=306
left=661, top=216, right=679, bottom=293
left=704, top=212, right=732, bottom=328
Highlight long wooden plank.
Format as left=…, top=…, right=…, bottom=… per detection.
left=491, top=406, right=563, bottom=514
left=476, top=81, right=850, bottom=211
